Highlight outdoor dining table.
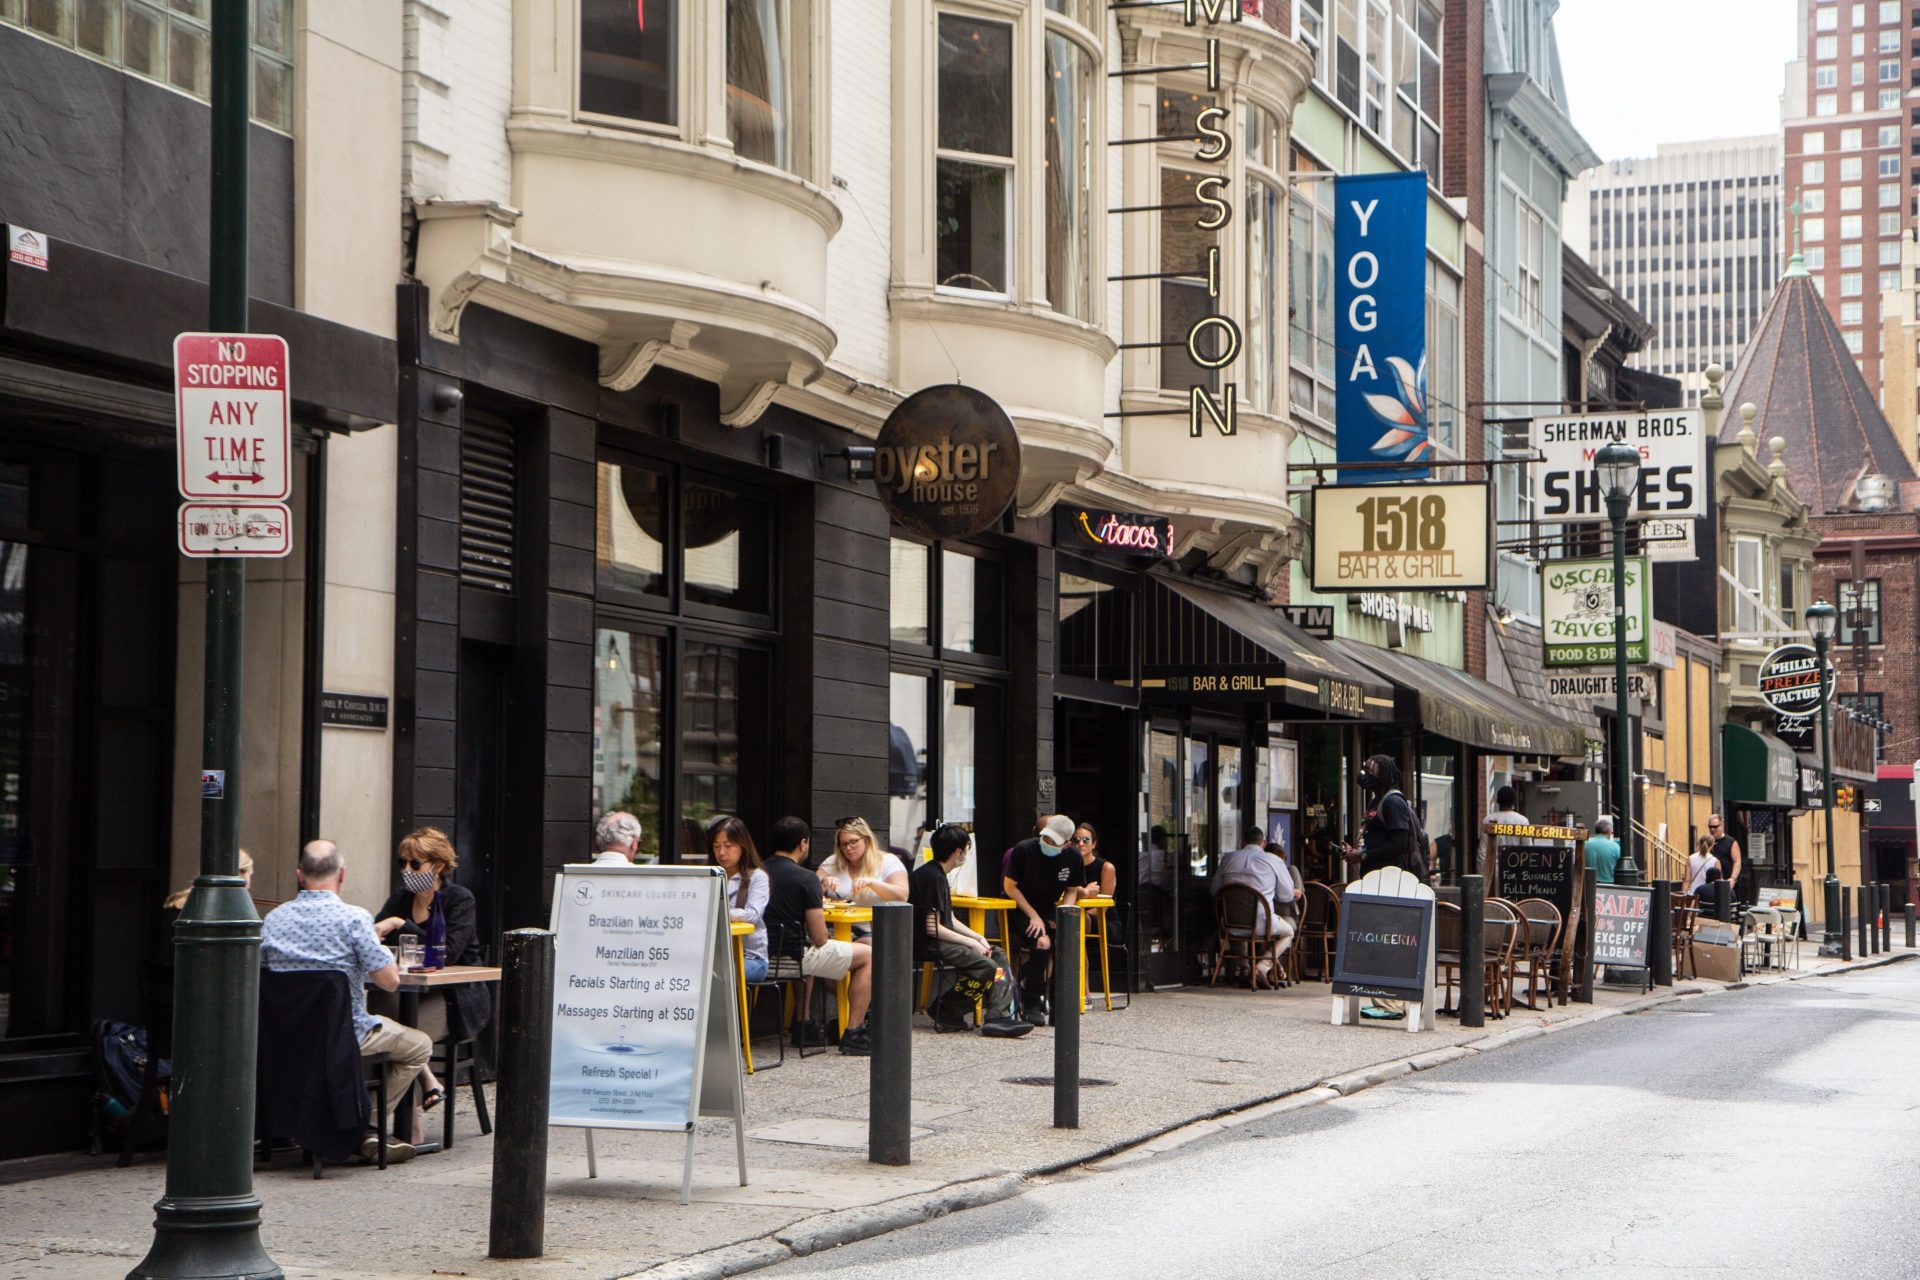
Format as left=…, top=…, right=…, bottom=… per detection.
left=822, top=903, right=871, bottom=1034
left=951, top=894, right=1015, bottom=948
left=386, top=964, right=500, bottom=1153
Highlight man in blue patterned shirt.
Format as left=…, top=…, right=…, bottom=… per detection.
left=261, top=839, right=432, bottom=1161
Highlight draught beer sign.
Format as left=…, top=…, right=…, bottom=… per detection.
left=1308, top=481, right=1491, bottom=592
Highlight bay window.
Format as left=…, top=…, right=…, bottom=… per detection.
left=1245, top=104, right=1285, bottom=415
left=727, top=0, right=790, bottom=167
left=1427, top=258, right=1461, bottom=454
left=1392, top=0, right=1442, bottom=181
left=1288, top=157, right=1337, bottom=423
left=1045, top=29, right=1095, bottom=319
left=937, top=14, right=1015, bottom=294
left=581, top=0, right=678, bottom=126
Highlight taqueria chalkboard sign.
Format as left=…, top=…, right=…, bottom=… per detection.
left=1496, top=843, right=1576, bottom=917
left=1332, top=892, right=1434, bottom=1002
left=1592, top=885, right=1653, bottom=969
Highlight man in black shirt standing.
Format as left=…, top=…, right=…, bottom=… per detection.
left=1003, top=814, right=1090, bottom=1014
left=762, top=816, right=875, bottom=1055
left=911, top=824, right=1032, bottom=1037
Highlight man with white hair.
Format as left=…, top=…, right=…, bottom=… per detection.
left=591, top=811, right=644, bottom=865
left=1584, top=815, right=1622, bottom=886
left=260, top=839, right=433, bottom=1162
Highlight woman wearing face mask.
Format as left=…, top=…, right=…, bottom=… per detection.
left=709, top=816, right=770, bottom=983
left=373, top=827, right=489, bottom=1117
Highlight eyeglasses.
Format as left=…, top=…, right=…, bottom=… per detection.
left=399, top=858, right=429, bottom=871
left=1072, top=836, right=1093, bottom=844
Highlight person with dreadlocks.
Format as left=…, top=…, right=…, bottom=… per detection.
left=1340, top=753, right=1423, bottom=1020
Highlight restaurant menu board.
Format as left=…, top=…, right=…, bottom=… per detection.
left=1332, top=893, right=1434, bottom=1002
left=548, top=864, right=741, bottom=1131
left=1496, top=844, right=1576, bottom=918
left=1593, top=886, right=1653, bottom=969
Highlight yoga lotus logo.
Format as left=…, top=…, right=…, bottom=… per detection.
left=1362, top=355, right=1433, bottom=463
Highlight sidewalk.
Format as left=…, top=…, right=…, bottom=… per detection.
left=4, top=944, right=1909, bottom=1280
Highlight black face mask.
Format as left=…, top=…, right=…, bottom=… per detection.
left=1360, top=768, right=1386, bottom=794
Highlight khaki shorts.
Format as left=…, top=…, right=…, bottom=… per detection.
left=802, top=940, right=858, bottom=981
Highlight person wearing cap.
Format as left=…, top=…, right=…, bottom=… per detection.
left=1002, top=814, right=1092, bottom=1016
left=1584, top=816, right=1622, bottom=885
left=591, top=811, right=644, bottom=865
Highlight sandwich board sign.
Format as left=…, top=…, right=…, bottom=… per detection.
left=549, top=863, right=746, bottom=1203
left=1331, top=866, right=1436, bottom=1033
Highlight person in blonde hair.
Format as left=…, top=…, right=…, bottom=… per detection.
left=162, top=849, right=255, bottom=912
left=817, top=817, right=909, bottom=939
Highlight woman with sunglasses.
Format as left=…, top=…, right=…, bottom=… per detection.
left=819, top=816, right=909, bottom=939
left=373, top=827, right=489, bottom=1119
left=1065, top=822, right=1116, bottom=901
left=709, top=816, right=770, bottom=983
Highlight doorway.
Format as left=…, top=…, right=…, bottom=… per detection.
left=1139, top=716, right=1248, bottom=986
left=1054, top=699, right=1137, bottom=987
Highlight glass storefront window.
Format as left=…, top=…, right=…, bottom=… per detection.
left=890, top=538, right=930, bottom=646
left=593, top=630, right=665, bottom=864
left=1057, top=570, right=1134, bottom=684
left=598, top=461, right=669, bottom=601
left=680, top=641, right=742, bottom=835
left=1143, top=727, right=1181, bottom=958
left=888, top=672, right=930, bottom=857
left=683, top=476, right=769, bottom=614
left=1186, top=737, right=1211, bottom=876
left=941, top=680, right=978, bottom=829
left=580, top=0, right=677, bottom=126
left=940, top=550, right=1002, bottom=655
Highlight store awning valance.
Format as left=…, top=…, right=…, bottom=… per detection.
left=1723, top=724, right=1798, bottom=808
left=1327, top=638, right=1588, bottom=759
left=1873, top=765, right=1914, bottom=832
left=1139, top=576, right=1394, bottom=719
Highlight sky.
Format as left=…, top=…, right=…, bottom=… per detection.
left=1554, top=0, right=1799, bottom=162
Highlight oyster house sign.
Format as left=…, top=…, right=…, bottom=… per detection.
left=873, top=384, right=1022, bottom=540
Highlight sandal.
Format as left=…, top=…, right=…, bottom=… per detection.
left=420, top=1087, right=445, bottom=1112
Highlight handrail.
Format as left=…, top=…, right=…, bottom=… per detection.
left=1629, top=819, right=1690, bottom=886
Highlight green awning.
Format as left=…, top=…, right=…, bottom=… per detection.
left=1722, top=723, right=1798, bottom=807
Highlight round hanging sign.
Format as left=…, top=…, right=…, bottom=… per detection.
left=1755, top=643, right=1835, bottom=718
left=872, top=384, right=1021, bottom=540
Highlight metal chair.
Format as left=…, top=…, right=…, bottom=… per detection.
left=1512, top=898, right=1564, bottom=1011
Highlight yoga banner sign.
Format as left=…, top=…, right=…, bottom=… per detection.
left=1334, top=171, right=1429, bottom=483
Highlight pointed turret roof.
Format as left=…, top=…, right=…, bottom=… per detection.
left=1717, top=268, right=1914, bottom=512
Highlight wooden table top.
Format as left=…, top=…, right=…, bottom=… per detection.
left=393, top=964, right=501, bottom=988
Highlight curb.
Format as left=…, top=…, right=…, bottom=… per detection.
left=619, top=950, right=1916, bottom=1278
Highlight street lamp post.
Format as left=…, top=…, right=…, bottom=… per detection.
left=1595, top=441, right=1642, bottom=886
left=1808, top=599, right=1842, bottom=956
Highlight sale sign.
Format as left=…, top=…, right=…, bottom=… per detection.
left=174, top=333, right=290, bottom=501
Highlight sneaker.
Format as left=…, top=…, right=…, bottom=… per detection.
left=359, top=1134, right=416, bottom=1164
left=790, top=1022, right=828, bottom=1048
left=980, top=1018, right=1034, bottom=1038
left=1359, top=1005, right=1406, bottom=1021
left=837, top=1027, right=872, bottom=1056
left=932, top=1015, right=973, bottom=1033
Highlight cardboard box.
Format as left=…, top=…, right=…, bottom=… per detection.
left=1690, top=940, right=1741, bottom=983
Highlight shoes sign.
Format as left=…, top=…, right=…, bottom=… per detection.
left=1529, top=408, right=1708, bottom=524
left=173, top=333, right=292, bottom=558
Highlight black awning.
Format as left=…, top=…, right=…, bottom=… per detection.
left=1327, top=638, right=1588, bottom=759
left=1872, top=767, right=1914, bottom=832
left=1140, top=576, right=1394, bottom=719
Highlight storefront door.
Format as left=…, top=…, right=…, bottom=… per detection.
left=1142, top=718, right=1246, bottom=985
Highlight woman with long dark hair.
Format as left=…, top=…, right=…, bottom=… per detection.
left=710, top=816, right=769, bottom=983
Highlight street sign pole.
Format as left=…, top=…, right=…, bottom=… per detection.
left=130, top=2, right=281, bottom=1276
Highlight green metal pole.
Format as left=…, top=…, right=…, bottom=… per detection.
left=1819, top=635, right=1842, bottom=957
left=130, top=1, right=280, bottom=1275
left=1609, top=494, right=1639, bottom=886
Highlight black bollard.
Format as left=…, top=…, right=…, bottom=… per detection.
left=1714, top=880, right=1732, bottom=923
left=1905, top=901, right=1915, bottom=949
left=1868, top=885, right=1880, bottom=955
left=1859, top=886, right=1871, bottom=959
left=1054, top=905, right=1081, bottom=1130
left=868, top=903, right=912, bottom=1166
left=1459, top=875, right=1485, bottom=1027
left=1841, top=886, right=1853, bottom=961
left=1651, top=880, right=1673, bottom=987
left=490, top=929, right=555, bottom=1260
left=1575, top=871, right=1596, bottom=1004
left=1880, top=884, right=1892, bottom=952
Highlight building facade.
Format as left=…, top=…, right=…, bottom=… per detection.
left=1565, top=137, right=1783, bottom=405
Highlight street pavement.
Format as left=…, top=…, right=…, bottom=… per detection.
left=760, top=960, right=1920, bottom=1280
left=0, top=950, right=1908, bottom=1279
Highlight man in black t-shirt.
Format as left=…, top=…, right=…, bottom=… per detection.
left=1003, top=814, right=1091, bottom=1012
left=1340, top=755, right=1421, bottom=1021
left=762, top=816, right=874, bottom=1054
left=910, top=825, right=1031, bottom=1037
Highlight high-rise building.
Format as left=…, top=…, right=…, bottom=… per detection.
left=1779, top=0, right=1914, bottom=395
left=1565, top=137, right=1782, bottom=404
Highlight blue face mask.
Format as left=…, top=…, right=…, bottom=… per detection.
left=1038, top=839, right=1063, bottom=858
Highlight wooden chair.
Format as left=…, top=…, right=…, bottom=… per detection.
left=1482, top=899, right=1523, bottom=1018
left=1211, top=887, right=1286, bottom=990
left=1512, top=898, right=1564, bottom=1011
left=1671, top=895, right=1699, bottom=979
left=1434, top=901, right=1463, bottom=1011
left=1297, top=882, right=1342, bottom=981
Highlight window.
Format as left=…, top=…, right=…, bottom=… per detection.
left=1392, top=0, right=1442, bottom=177
left=1732, top=536, right=1763, bottom=635
left=1817, top=6, right=1837, bottom=28
left=1854, top=61, right=1867, bottom=85
left=597, top=459, right=774, bottom=619
left=1884, top=0, right=1900, bottom=18
left=1881, top=88, right=1900, bottom=107
left=1882, top=154, right=1901, bottom=176
left=1839, top=693, right=1888, bottom=759
left=1883, top=180, right=1902, bottom=206
left=1778, top=561, right=1799, bottom=632
left=1516, top=200, right=1545, bottom=331
left=888, top=540, right=1008, bottom=865
left=1882, top=240, right=1903, bottom=263
left=1882, top=58, right=1901, bottom=80
left=1816, top=64, right=1838, bottom=88
left=1843, top=243, right=1864, bottom=266
left=1807, top=216, right=1828, bottom=241
left=1161, top=169, right=1221, bottom=392
left=1840, top=578, right=1882, bottom=643
left=1845, top=329, right=1865, bottom=352
left=1245, top=108, right=1284, bottom=413
left=1842, top=185, right=1864, bottom=210
left=1806, top=160, right=1827, bottom=183
left=1361, top=0, right=1388, bottom=133
left=1044, top=29, right=1094, bottom=320
left=1817, top=34, right=1838, bottom=57
left=1884, top=268, right=1903, bottom=290
left=1058, top=568, right=1136, bottom=687
left=1817, top=93, right=1838, bottom=114
left=1842, top=130, right=1864, bottom=152
left=1495, top=421, right=1541, bottom=618
left=1882, top=210, right=1902, bottom=233
left=1882, top=27, right=1902, bottom=48
left=936, top=14, right=1014, bottom=295
left=727, top=0, right=792, bottom=167
left=1843, top=301, right=1865, bottom=323
left=1804, top=131, right=1827, bottom=153
left=1881, top=126, right=1901, bottom=148
left=1807, top=246, right=1827, bottom=268
left=0, top=0, right=293, bottom=130
left=1805, top=189, right=1828, bottom=213
left=1288, top=160, right=1337, bottom=422
left=1843, top=272, right=1864, bottom=295
left=1427, top=258, right=1461, bottom=454
left=581, top=0, right=678, bottom=126
left=1843, top=214, right=1864, bottom=238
